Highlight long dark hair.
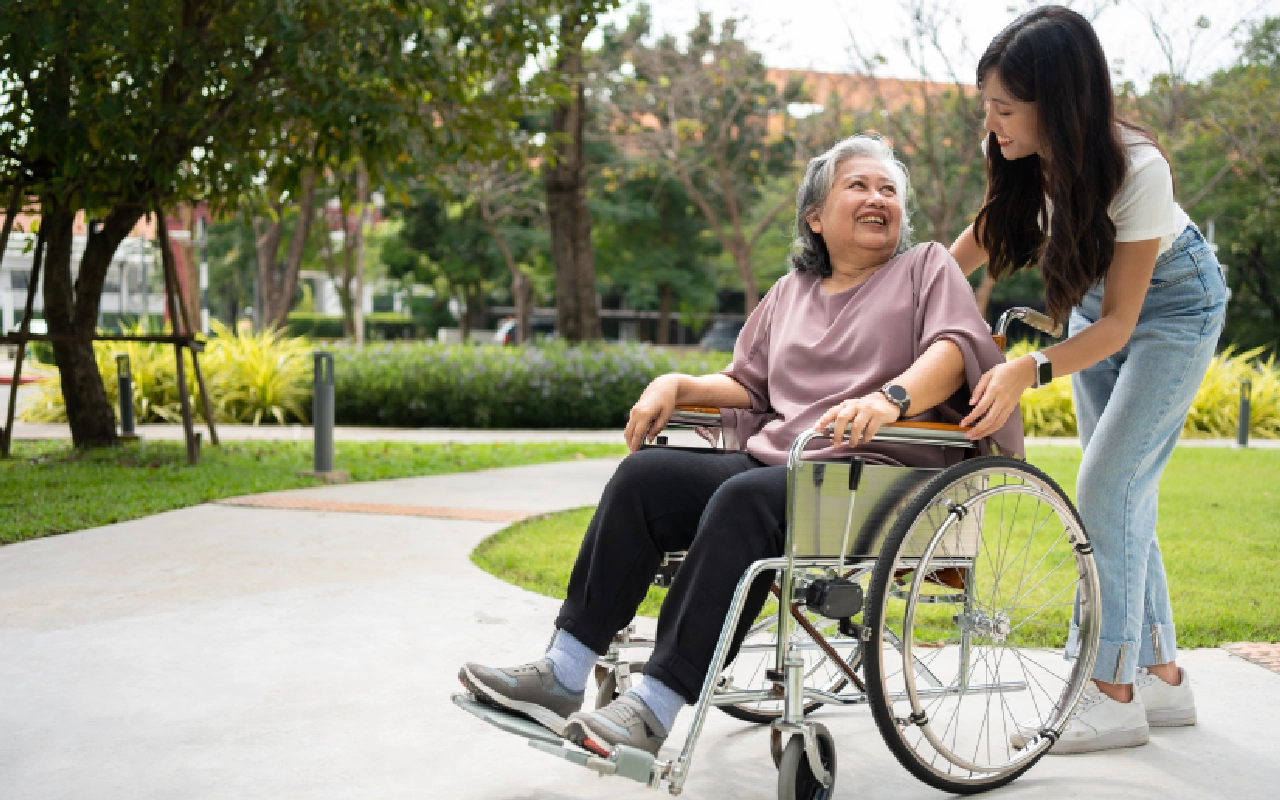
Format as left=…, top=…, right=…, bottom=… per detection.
left=975, top=5, right=1139, bottom=322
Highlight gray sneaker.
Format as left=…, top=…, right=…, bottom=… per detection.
left=565, top=693, right=667, bottom=757
left=458, top=658, right=583, bottom=736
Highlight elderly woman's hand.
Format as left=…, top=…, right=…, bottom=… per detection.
left=816, top=393, right=901, bottom=447
left=625, top=374, right=681, bottom=453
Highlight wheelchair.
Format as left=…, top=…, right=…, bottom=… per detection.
left=456, top=307, right=1101, bottom=798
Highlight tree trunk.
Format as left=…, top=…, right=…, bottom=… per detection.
left=657, top=283, right=672, bottom=345
left=974, top=269, right=997, bottom=317
left=479, top=211, right=531, bottom=345
left=513, top=269, right=532, bottom=345
left=732, top=245, right=759, bottom=313
left=544, top=8, right=600, bottom=343
left=256, top=168, right=318, bottom=330
left=353, top=162, right=369, bottom=348
left=333, top=196, right=358, bottom=338
left=42, top=196, right=143, bottom=447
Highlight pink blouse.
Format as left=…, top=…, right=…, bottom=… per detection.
left=720, top=242, right=1024, bottom=467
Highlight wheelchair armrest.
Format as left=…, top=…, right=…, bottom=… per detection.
left=670, top=407, right=974, bottom=448
left=671, top=405, right=723, bottom=428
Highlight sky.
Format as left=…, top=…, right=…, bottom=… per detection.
left=594, top=0, right=1277, bottom=89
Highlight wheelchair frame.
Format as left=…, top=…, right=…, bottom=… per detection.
left=455, top=306, right=1101, bottom=797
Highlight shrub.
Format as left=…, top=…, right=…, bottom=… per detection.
left=331, top=341, right=731, bottom=428
left=21, top=321, right=312, bottom=425
left=285, top=312, right=422, bottom=340
left=1009, top=341, right=1279, bottom=439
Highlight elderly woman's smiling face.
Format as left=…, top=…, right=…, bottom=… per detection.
left=807, top=155, right=904, bottom=272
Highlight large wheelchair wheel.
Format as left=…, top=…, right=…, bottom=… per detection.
left=716, top=577, right=867, bottom=724
left=863, top=456, right=1100, bottom=794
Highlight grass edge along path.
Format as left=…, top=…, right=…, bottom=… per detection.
left=2, top=440, right=627, bottom=546
left=472, top=446, right=1280, bottom=649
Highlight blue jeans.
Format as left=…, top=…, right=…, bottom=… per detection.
left=1065, top=225, right=1227, bottom=684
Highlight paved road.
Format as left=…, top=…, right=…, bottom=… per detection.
left=2, top=459, right=1279, bottom=799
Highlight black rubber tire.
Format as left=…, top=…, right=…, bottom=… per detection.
left=776, top=728, right=837, bottom=800
left=863, top=455, right=1092, bottom=795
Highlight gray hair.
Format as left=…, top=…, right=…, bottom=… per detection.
left=791, top=135, right=914, bottom=277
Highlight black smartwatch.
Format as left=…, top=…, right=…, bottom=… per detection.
left=1029, top=351, right=1053, bottom=388
left=879, top=383, right=911, bottom=420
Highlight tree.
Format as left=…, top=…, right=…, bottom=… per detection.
left=0, top=0, right=558, bottom=446
left=597, top=11, right=806, bottom=313
left=390, top=190, right=506, bottom=339
left=1166, top=17, right=1280, bottom=352
left=439, top=158, right=544, bottom=343
left=542, top=2, right=616, bottom=342
left=841, top=0, right=992, bottom=307
left=591, top=155, right=719, bottom=343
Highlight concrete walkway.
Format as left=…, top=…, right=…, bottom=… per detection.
left=2, top=460, right=1279, bottom=800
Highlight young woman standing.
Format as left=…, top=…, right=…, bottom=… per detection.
left=950, top=6, right=1227, bottom=754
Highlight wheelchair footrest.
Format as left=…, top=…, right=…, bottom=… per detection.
left=528, top=739, right=660, bottom=785
left=453, top=693, right=663, bottom=786
left=451, top=692, right=562, bottom=746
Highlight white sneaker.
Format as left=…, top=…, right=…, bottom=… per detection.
left=1136, top=666, right=1197, bottom=727
left=1010, top=681, right=1149, bottom=755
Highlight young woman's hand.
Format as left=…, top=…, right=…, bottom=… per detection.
left=962, top=356, right=1037, bottom=440
left=625, top=374, right=681, bottom=452
left=816, top=393, right=901, bottom=447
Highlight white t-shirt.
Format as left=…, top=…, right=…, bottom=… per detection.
left=1040, top=127, right=1190, bottom=255
left=1109, top=127, right=1190, bottom=254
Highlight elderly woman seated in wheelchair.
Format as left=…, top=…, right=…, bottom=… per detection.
left=457, top=135, right=1100, bottom=798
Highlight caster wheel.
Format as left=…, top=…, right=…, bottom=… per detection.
left=777, top=725, right=836, bottom=800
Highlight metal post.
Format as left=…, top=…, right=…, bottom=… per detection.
left=116, top=354, right=136, bottom=439
left=313, top=352, right=335, bottom=473
left=1238, top=378, right=1252, bottom=448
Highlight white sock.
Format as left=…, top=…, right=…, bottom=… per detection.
left=544, top=629, right=596, bottom=693
left=627, top=677, right=684, bottom=735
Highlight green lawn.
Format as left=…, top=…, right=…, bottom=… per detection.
left=1, top=439, right=627, bottom=545
left=472, top=446, right=1280, bottom=647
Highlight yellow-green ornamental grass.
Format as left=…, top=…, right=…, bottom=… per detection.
left=1007, top=341, right=1278, bottom=438
left=23, top=321, right=312, bottom=426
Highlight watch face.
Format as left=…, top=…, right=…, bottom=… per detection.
left=1037, top=360, right=1053, bottom=386
left=885, top=384, right=909, bottom=404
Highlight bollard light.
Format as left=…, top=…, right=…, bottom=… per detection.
left=313, top=352, right=335, bottom=473
left=116, top=353, right=136, bottom=438
left=1238, top=378, right=1252, bottom=448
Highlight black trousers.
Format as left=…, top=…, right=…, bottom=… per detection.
left=554, top=447, right=787, bottom=703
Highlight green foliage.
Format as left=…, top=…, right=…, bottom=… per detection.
left=589, top=152, right=720, bottom=325
left=1, top=439, right=626, bottom=545
left=330, top=341, right=729, bottom=428
left=22, top=322, right=313, bottom=426
left=286, top=312, right=422, bottom=341
left=1132, top=16, right=1280, bottom=355
left=591, top=9, right=808, bottom=308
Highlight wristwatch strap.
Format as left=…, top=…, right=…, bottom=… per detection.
left=1029, top=351, right=1053, bottom=388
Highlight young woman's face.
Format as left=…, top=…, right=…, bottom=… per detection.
left=982, top=70, right=1043, bottom=160
left=808, top=155, right=903, bottom=266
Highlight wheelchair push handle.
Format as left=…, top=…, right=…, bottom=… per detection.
left=994, top=306, right=1065, bottom=340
